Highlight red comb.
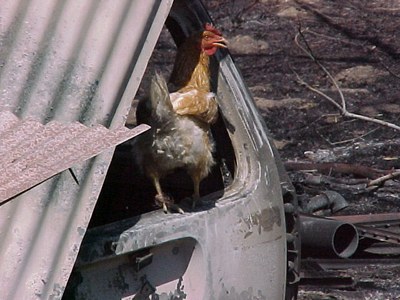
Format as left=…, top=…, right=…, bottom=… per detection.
left=204, top=23, right=222, bottom=35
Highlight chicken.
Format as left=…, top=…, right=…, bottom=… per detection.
left=134, top=23, right=227, bottom=213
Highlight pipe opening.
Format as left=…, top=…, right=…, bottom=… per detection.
left=333, top=223, right=359, bottom=258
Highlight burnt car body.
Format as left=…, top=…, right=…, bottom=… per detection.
left=0, top=0, right=299, bottom=299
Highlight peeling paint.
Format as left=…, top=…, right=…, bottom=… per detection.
left=242, top=206, right=282, bottom=236
left=219, top=285, right=267, bottom=300
left=152, top=277, right=187, bottom=300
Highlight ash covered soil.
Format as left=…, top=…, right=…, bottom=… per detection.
left=204, top=1, right=400, bottom=299
left=206, top=0, right=400, bottom=172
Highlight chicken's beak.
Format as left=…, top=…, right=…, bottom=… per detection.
left=212, top=37, right=228, bottom=48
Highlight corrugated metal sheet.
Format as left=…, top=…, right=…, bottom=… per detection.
left=0, top=111, right=149, bottom=203
left=0, top=0, right=173, bottom=299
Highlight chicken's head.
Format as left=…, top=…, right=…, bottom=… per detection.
left=201, top=23, right=227, bottom=56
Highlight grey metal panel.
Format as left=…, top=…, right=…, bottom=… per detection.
left=0, top=0, right=173, bottom=299
left=0, top=111, right=149, bottom=203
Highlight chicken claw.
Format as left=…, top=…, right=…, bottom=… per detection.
left=154, top=194, right=184, bottom=214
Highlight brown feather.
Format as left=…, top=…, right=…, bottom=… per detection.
left=168, top=37, right=219, bottom=124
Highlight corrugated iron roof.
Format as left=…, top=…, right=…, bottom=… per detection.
left=0, top=111, right=149, bottom=204
left=0, top=0, right=173, bottom=298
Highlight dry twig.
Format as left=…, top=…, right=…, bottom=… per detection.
left=284, top=161, right=387, bottom=179
left=329, top=127, right=379, bottom=146
left=368, top=170, right=400, bottom=187
left=293, top=27, right=400, bottom=131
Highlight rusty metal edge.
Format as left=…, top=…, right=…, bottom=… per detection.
left=0, top=111, right=149, bottom=203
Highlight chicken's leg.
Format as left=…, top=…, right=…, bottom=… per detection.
left=152, top=175, right=168, bottom=213
left=191, top=174, right=201, bottom=209
left=151, top=174, right=184, bottom=214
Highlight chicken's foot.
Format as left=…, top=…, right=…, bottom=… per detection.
left=152, top=176, right=184, bottom=214
left=154, top=193, right=184, bottom=214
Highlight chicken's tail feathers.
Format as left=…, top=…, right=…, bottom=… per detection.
left=150, top=71, right=174, bottom=120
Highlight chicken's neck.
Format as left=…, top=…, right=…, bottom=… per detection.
left=169, top=45, right=211, bottom=92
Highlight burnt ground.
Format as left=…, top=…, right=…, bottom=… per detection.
left=203, top=1, right=400, bottom=299
left=121, top=0, right=400, bottom=299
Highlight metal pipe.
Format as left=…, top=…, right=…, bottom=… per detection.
left=299, top=214, right=359, bottom=258
left=303, top=191, right=348, bottom=214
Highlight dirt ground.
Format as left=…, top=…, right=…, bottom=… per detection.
left=206, top=1, right=400, bottom=299
left=206, top=0, right=400, bottom=167
left=123, top=1, right=400, bottom=299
